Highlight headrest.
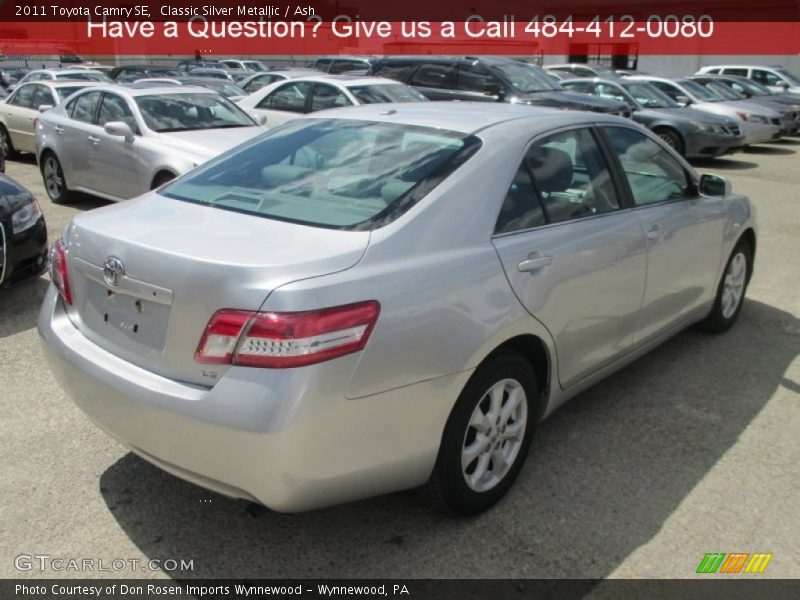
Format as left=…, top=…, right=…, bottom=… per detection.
left=526, top=146, right=573, bottom=194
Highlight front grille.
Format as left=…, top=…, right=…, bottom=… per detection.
left=771, top=118, right=781, bottom=126
left=724, top=125, right=741, bottom=136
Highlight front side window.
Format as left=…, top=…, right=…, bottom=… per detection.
left=348, top=84, right=427, bottom=104
left=621, top=83, right=678, bottom=108
left=69, top=91, right=102, bottom=124
left=410, top=64, right=456, bottom=89
left=561, top=81, right=594, bottom=94
left=490, top=63, right=561, bottom=93
left=457, top=62, right=503, bottom=93
left=258, top=81, right=312, bottom=112
left=8, top=84, right=35, bottom=108
left=752, top=69, right=783, bottom=86
left=603, top=126, right=690, bottom=206
left=136, top=93, right=254, bottom=132
left=596, top=83, right=630, bottom=105
left=722, top=67, right=748, bottom=77
left=244, top=74, right=280, bottom=93
left=98, top=93, right=139, bottom=133
left=162, top=119, right=481, bottom=230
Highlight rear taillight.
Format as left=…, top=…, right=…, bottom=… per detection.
left=195, top=301, right=380, bottom=368
left=49, top=239, right=72, bottom=305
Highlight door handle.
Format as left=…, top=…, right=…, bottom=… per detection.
left=517, top=252, right=553, bottom=272
left=54, top=126, right=64, bottom=133
left=88, top=135, right=100, bottom=144
left=646, top=224, right=666, bottom=242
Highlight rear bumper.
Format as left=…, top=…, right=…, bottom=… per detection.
left=38, top=286, right=465, bottom=512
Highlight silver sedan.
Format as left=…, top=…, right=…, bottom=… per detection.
left=35, top=84, right=263, bottom=203
left=39, top=103, right=756, bottom=515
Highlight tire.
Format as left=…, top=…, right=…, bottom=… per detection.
left=655, top=128, right=685, bottom=157
left=423, top=351, right=538, bottom=516
left=699, top=239, right=752, bottom=333
left=41, top=152, right=75, bottom=205
left=0, top=124, right=17, bottom=160
left=151, top=171, right=176, bottom=190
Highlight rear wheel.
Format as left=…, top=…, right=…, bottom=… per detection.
left=41, top=152, right=75, bottom=205
left=423, top=351, right=538, bottom=516
left=700, top=239, right=752, bottom=333
left=151, top=171, right=176, bottom=190
left=655, top=128, right=685, bottom=156
left=0, top=125, right=17, bottom=160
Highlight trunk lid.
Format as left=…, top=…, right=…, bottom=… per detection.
left=64, top=192, right=370, bottom=386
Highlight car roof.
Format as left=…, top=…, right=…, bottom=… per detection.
left=561, top=77, right=622, bottom=86
left=277, top=75, right=400, bottom=87
left=309, top=102, right=597, bottom=134
left=105, top=83, right=228, bottom=96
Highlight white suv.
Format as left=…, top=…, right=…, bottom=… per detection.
left=696, top=65, right=800, bottom=94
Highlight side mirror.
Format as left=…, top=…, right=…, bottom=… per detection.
left=675, top=95, right=691, bottom=106
left=37, top=104, right=54, bottom=113
left=699, top=173, right=731, bottom=198
left=484, top=83, right=505, bottom=100
left=104, top=121, right=134, bottom=140
left=779, top=82, right=790, bottom=90
left=256, top=113, right=267, bottom=126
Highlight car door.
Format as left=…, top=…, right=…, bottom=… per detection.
left=253, top=80, right=312, bottom=126
left=89, top=91, right=143, bottom=199
left=491, top=126, right=647, bottom=388
left=599, top=125, right=726, bottom=343
left=58, top=90, right=103, bottom=191
left=3, top=84, right=37, bottom=152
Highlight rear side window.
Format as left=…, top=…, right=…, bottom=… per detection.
left=602, top=126, right=690, bottom=206
left=751, top=69, right=782, bottom=86
left=163, top=118, right=481, bottom=230
left=722, top=67, right=748, bottom=77
left=411, top=64, right=456, bottom=89
left=373, top=61, right=416, bottom=82
left=258, top=81, right=311, bottom=112
left=8, top=85, right=35, bottom=108
left=495, top=163, right=546, bottom=234
left=526, top=128, right=620, bottom=224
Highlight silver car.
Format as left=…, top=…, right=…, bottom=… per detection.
left=626, top=76, right=784, bottom=145
left=35, top=85, right=263, bottom=203
left=39, top=103, right=756, bottom=515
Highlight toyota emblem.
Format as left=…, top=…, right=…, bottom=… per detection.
left=103, top=256, right=125, bottom=287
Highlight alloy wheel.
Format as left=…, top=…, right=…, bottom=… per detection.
left=43, top=156, right=63, bottom=199
left=721, top=252, right=747, bottom=319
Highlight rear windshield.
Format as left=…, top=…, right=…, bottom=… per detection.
left=348, top=83, right=428, bottom=104
left=162, top=118, right=481, bottom=230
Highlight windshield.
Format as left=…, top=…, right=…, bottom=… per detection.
left=622, top=83, right=679, bottom=108
left=56, top=71, right=111, bottom=82
left=56, top=85, right=90, bottom=101
left=775, top=68, right=800, bottom=86
left=679, top=79, right=720, bottom=102
left=706, top=81, right=745, bottom=100
left=491, top=63, right=560, bottom=93
left=243, top=61, right=267, bottom=72
left=135, top=93, right=255, bottom=132
left=348, top=83, right=428, bottom=104
left=162, top=119, right=481, bottom=229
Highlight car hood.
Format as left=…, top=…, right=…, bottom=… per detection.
left=156, top=126, right=263, bottom=160
left=714, top=99, right=783, bottom=117
left=642, top=107, right=737, bottom=126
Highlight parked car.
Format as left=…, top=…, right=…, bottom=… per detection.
left=1, top=67, right=31, bottom=88
left=39, top=102, right=756, bottom=515
left=35, top=85, right=263, bottom=203
left=625, top=76, right=783, bottom=145
left=696, top=65, right=800, bottom=94
left=560, top=78, right=745, bottom=158
left=188, top=68, right=247, bottom=83
left=689, top=75, right=799, bottom=134
left=692, top=74, right=800, bottom=106
left=544, top=63, right=620, bottom=79
left=368, top=56, right=629, bottom=115
left=0, top=81, right=101, bottom=157
left=236, top=75, right=428, bottom=127
left=14, top=68, right=112, bottom=88
left=133, top=77, right=248, bottom=101
left=220, top=59, right=268, bottom=72
left=0, top=172, right=47, bottom=286
left=310, top=56, right=377, bottom=75
left=109, top=64, right=184, bottom=83
left=239, top=69, right=320, bottom=94
left=176, top=60, right=226, bottom=71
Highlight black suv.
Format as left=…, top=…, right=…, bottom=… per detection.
left=367, top=56, right=629, bottom=115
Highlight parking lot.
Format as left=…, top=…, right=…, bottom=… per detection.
left=1, top=141, right=798, bottom=580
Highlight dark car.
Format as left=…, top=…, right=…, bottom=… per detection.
left=0, top=173, right=47, bottom=287
left=109, top=64, right=184, bottom=83
left=560, top=78, right=745, bottom=158
left=367, top=56, right=629, bottom=115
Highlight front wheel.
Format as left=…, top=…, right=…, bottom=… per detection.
left=655, top=128, right=685, bottom=156
left=423, top=351, right=538, bottom=516
left=700, top=239, right=752, bottom=333
left=0, top=125, right=17, bottom=160
left=41, top=153, right=75, bottom=205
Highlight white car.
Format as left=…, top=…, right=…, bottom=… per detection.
left=696, top=65, right=800, bottom=95
left=0, top=81, right=101, bottom=157
left=239, top=69, right=320, bottom=94
left=236, top=75, right=428, bottom=127
left=14, top=68, right=112, bottom=88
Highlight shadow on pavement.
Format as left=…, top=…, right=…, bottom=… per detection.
left=0, top=276, right=49, bottom=338
left=743, top=145, right=796, bottom=156
left=690, top=157, right=758, bottom=171
left=99, top=300, right=798, bottom=578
